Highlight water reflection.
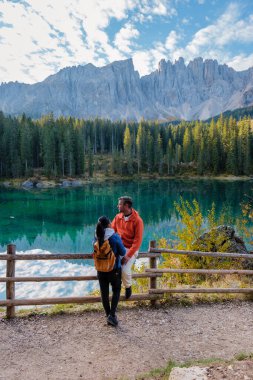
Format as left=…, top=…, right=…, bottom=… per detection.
left=0, top=249, right=98, bottom=301
left=0, top=179, right=252, bottom=252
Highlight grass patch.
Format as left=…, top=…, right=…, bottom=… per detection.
left=138, top=353, right=253, bottom=380
left=137, top=360, right=176, bottom=379
left=234, top=352, right=253, bottom=361
left=0, top=302, right=106, bottom=319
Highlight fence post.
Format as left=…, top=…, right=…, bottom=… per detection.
left=149, top=240, right=157, bottom=306
left=6, top=244, right=16, bottom=318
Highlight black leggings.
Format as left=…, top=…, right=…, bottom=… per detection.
left=97, top=269, right=122, bottom=317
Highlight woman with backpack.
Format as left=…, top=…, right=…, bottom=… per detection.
left=93, top=216, right=126, bottom=327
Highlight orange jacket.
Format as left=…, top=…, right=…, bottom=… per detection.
left=111, top=208, right=144, bottom=258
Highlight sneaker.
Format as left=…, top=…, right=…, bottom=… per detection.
left=125, top=286, right=132, bottom=299
left=107, top=314, right=118, bottom=327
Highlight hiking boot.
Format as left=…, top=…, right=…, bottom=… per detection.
left=107, top=314, right=118, bottom=327
left=125, top=286, right=132, bottom=300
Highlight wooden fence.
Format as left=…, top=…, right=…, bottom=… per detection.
left=0, top=240, right=253, bottom=318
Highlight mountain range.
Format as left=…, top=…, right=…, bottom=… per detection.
left=0, top=57, right=253, bottom=121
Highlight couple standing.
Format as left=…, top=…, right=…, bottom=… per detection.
left=93, top=196, right=144, bottom=327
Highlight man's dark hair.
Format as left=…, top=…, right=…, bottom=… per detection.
left=119, top=196, right=133, bottom=208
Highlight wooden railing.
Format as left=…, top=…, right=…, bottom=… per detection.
left=0, top=241, right=162, bottom=318
left=0, top=241, right=253, bottom=318
left=147, top=245, right=253, bottom=296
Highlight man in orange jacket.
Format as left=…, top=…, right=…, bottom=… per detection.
left=111, top=196, right=144, bottom=299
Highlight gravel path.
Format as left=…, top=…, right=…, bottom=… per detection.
left=0, top=301, right=253, bottom=380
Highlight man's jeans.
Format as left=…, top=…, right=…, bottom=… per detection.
left=122, top=250, right=138, bottom=288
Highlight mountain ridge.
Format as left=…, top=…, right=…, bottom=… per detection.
left=0, top=57, right=253, bottom=121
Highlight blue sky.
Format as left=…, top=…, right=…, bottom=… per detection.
left=0, top=0, right=253, bottom=84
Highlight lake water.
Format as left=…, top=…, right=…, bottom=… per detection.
left=0, top=179, right=252, bottom=301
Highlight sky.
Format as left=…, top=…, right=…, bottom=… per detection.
left=0, top=0, right=253, bottom=84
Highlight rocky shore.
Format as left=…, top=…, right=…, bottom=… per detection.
left=1, top=174, right=253, bottom=190
left=0, top=177, right=93, bottom=189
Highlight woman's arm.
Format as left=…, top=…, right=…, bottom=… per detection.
left=116, top=234, right=126, bottom=257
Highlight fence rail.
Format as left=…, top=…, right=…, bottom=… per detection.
left=0, top=241, right=253, bottom=318
left=0, top=252, right=160, bottom=260
left=149, top=247, right=253, bottom=259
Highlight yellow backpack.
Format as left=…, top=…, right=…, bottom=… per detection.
left=93, top=240, right=116, bottom=272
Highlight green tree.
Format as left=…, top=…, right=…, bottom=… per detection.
left=166, top=138, right=175, bottom=175
left=87, top=141, right=94, bottom=177
left=146, top=130, right=154, bottom=172
left=123, top=126, right=133, bottom=174
left=20, top=114, right=33, bottom=176
left=154, top=133, right=163, bottom=174
left=136, top=122, right=145, bottom=173
left=182, top=127, right=193, bottom=162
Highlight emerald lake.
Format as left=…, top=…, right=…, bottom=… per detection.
left=0, top=179, right=252, bottom=301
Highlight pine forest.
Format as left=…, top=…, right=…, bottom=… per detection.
left=0, top=111, right=252, bottom=179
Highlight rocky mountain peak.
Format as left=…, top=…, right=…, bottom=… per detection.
left=0, top=57, right=252, bottom=120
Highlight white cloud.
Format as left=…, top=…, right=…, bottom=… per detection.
left=0, top=0, right=178, bottom=83
left=0, top=0, right=137, bottom=83
left=114, top=23, right=140, bottom=53
left=227, top=53, right=253, bottom=71
left=165, top=30, right=180, bottom=51
left=182, top=17, right=190, bottom=24
left=186, top=3, right=253, bottom=55
left=132, top=51, right=154, bottom=76
left=145, top=0, right=177, bottom=17
left=153, top=2, right=169, bottom=15
left=0, top=0, right=252, bottom=83
left=133, top=42, right=168, bottom=76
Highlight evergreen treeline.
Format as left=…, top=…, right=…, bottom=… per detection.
left=0, top=111, right=252, bottom=178
left=206, top=105, right=253, bottom=123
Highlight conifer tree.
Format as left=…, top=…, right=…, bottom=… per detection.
left=87, top=140, right=94, bottom=177
left=20, top=114, right=33, bottom=176
left=154, top=133, right=163, bottom=174
left=166, top=138, right=175, bottom=175
left=182, top=127, right=193, bottom=163
left=197, top=140, right=205, bottom=175
left=175, top=143, right=182, bottom=171
left=136, top=122, right=145, bottom=173
left=123, top=126, right=133, bottom=174
left=146, top=130, right=154, bottom=173
left=209, top=119, right=220, bottom=174
left=226, top=117, right=238, bottom=174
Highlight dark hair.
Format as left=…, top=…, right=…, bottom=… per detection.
left=96, top=216, right=111, bottom=247
left=119, top=196, right=133, bottom=208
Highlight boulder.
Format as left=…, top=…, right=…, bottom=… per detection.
left=36, top=181, right=56, bottom=188
left=2, top=181, right=11, bottom=187
left=61, top=180, right=72, bottom=187
left=192, top=225, right=248, bottom=254
left=192, top=225, right=253, bottom=269
left=71, top=180, right=84, bottom=187
left=22, top=179, right=34, bottom=188
left=169, top=366, right=208, bottom=380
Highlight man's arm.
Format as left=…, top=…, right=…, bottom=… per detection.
left=126, top=218, right=144, bottom=258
